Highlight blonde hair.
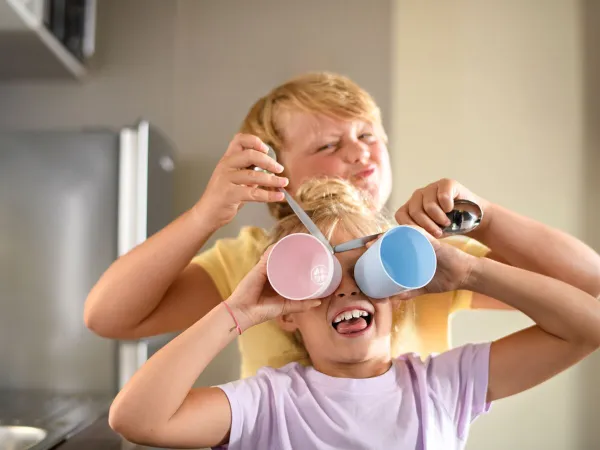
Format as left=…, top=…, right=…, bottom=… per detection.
left=263, top=177, right=416, bottom=366
left=239, top=71, right=388, bottom=220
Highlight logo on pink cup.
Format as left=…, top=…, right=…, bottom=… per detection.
left=267, top=233, right=342, bottom=300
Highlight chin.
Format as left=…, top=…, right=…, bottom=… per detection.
left=361, top=182, right=387, bottom=209
left=334, top=342, right=387, bottom=363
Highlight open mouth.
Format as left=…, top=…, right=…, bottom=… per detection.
left=331, top=309, right=373, bottom=335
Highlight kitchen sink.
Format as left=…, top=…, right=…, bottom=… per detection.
left=0, top=425, right=47, bottom=450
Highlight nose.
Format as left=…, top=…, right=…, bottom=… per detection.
left=344, top=140, right=370, bottom=164
left=334, top=274, right=360, bottom=298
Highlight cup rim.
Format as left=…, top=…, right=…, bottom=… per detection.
left=376, top=225, right=437, bottom=289
left=266, top=232, right=336, bottom=301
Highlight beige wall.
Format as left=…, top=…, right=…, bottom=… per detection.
left=579, top=1, right=600, bottom=448
left=391, top=0, right=599, bottom=449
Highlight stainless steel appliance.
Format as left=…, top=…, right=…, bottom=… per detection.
left=0, top=120, right=176, bottom=449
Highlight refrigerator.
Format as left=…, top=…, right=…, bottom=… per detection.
left=0, top=120, right=176, bottom=448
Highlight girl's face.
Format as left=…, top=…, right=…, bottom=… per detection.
left=277, top=230, right=396, bottom=377
left=277, top=111, right=392, bottom=210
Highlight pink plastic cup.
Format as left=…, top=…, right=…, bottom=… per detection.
left=267, top=233, right=342, bottom=300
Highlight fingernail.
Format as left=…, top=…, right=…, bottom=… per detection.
left=279, top=177, right=289, bottom=186
left=275, top=163, right=284, bottom=172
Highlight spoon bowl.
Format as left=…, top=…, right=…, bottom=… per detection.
left=443, top=199, right=483, bottom=235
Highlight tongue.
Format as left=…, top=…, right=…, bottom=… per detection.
left=336, top=317, right=368, bottom=334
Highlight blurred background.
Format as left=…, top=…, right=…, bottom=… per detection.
left=0, top=0, right=598, bottom=449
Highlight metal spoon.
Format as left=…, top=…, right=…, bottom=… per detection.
left=332, top=199, right=483, bottom=253
left=443, top=199, right=483, bottom=235
left=252, top=145, right=335, bottom=254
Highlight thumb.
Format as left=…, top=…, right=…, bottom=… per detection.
left=283, top=299, right=322, bottom=314
left=248, top=245, right=275, bottom=280
left=236, top=247, right=273, bottom=292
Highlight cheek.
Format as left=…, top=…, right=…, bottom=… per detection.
left=370, top=142, right=390, bottom=166
left=296, top=311, right=331, bottom=340
left=284, top=155, right=345, bottom=189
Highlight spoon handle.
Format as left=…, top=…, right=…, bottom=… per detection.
left=279, top=187, right=335, bottom=254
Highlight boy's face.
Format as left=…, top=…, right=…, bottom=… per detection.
left=277, top=111, right=392, bottom=210
left=277, top=232, right=395, bottom=374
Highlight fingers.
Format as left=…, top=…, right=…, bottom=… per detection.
left=395, top=179, right=467, bottom=238
left=407, top=191, right=444, bottom=237
left=230, top=169, right=288, bottom=189
left=225, top=133, right=270, bottom=156
left=422, top=186, right=452, bottom=228
left=258, top=245, right=275, bottom=266
left=394, top=206, right=417, bottom=226
left=216, top=147, right=288, bottom=204
left=436, top=178, right=457, bottom=213
left=226, top=149, right=284, bottom=174
left=234, top=185, right=285, bottom=203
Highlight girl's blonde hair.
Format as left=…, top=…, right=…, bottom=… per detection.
left=239, top=71, right=388, bottom=220
left=263, top=177, right=416, bottom=366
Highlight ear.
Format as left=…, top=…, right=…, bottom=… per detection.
left=276, top=312, right=300, bottom=333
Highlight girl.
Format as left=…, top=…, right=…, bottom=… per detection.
left=84, top=72, right=600, bottom=377
left=108, top=179, right=600, bottom=449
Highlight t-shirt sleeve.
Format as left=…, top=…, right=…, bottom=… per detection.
left=215, top=370, right=275, bottom=450
left=446, top=237, right=491, bottom=313
left=191, top=227, right=266, bottom=301
left=426, top=342, right=492, bottom=439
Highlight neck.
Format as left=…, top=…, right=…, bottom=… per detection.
left=311, top=354, right=393, bottom=379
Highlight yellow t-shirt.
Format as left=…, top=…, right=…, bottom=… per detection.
left=192, top=227, right=490, bottom=378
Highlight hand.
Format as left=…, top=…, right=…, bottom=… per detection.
left=194, top=134, right=289, bottom=229
left=395, top=178, right=491, bottom=238
left=366, top=227, right=479, bottom=300
left=226, top=247, right=322, bottom=331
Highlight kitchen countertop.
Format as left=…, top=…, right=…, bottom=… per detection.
left=0, top=389, right=116, bottom=450
left=55, top=414, right=214, bottom=450
left=53, top=414, right=156, bottom=450
left=0, top=389, right=201, bottom=449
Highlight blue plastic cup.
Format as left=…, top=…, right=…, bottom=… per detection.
left=354, top=226, right=437, bottom=299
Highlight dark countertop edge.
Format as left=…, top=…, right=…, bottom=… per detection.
left=52, top=414, right=159, bottom=450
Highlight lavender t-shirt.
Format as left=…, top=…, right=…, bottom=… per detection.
left=215, top=342, right=491, bottom=450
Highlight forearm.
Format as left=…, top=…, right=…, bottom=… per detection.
left=109, top=302, right=238, bottom=428
left=84, top=206, right=218, bottom=331
left=470, top=203, right=600, bottom=297
left=466, top=257, right=600, bottom=345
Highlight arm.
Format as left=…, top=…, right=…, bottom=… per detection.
left=108, top=249, right=320, bottom=448
left=84, top=134, right=287, bottom=339
left=108, top=302, right=237, bottom=448
left=84, top=207, right=223, bottom=339
left=463, top=256, right=600, bottom=403
left=469, top=203, right=600, bottom=309
left=395, top=178, right=600, bottom=310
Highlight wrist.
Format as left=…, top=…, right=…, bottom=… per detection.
left=467, top=200, right=497, bottom=242
left=462, top=255, right=488, bottom=293
left=190, top=200, right=222, bottom=235
left=223, top=300, right=262, bottom=333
